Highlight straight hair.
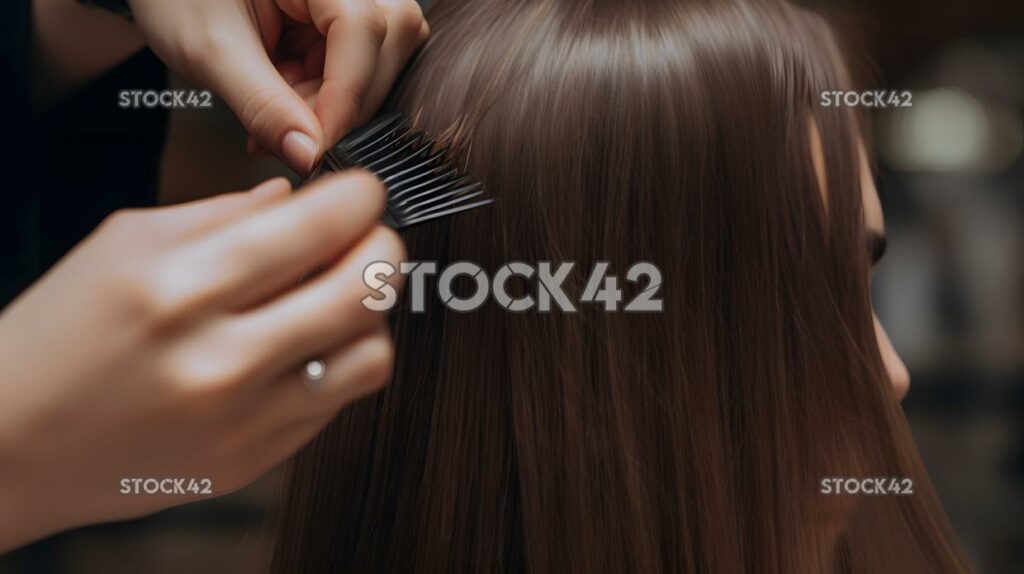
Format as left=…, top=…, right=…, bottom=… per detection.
left=274, top=0, right=972, bottom=571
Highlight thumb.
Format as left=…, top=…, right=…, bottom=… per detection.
left=203, top=37, right=325, bottom=175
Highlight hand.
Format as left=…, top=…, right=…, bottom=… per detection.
left=0, top=172, right=404, bottom=552
left=127, top=0, right=429, bottom=173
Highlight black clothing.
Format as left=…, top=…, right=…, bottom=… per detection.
left=0, top=0, right=169, bottom=309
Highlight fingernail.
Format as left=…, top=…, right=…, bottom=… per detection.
left=282, top=130, right=319, bottom=174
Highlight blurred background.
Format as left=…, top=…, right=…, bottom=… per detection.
left=2, top=0, right=1022, bottom=572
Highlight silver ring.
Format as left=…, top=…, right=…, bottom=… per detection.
left=302, top=359, right=327, bottom=389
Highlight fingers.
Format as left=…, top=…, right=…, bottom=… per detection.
left=235, top=224, right=405, bottom=374
left=200, top=28, right=324, bottom=175
left=151, top=178, right=292, bottom=240
left=199, top=324, right=392, bottom=489
left=249, top=0, right=429, bottom=160
left=308, top=0, right=428, bottom=146
left=246, top=78, right=323, bottom=156
left=179, top=170, right=387, bottom=310
left=359, top=0, right=429, bottom=119
left=309, top=0, right=387, bottom=147
left=221, top=328, right=389, bottom=488
left=261, top=324, right=393, bottom=426
left=182, top=232, right=400, bottom=480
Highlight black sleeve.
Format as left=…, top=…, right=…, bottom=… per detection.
left=0, top=2, right=170, bottom=308
left=0, top=0, right=35, bottom=306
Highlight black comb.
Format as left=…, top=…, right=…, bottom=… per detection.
left=306, top=112, right=492, bottom=229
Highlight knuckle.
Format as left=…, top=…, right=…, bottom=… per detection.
left=115, top=259, right=209, bottom=330
left=98, top=207, right=181, bottom=249
left=356, top=4, right=389, bottom=43
left=165, top=353, right=253, bottom=393
left=96, top=221, right=214, bottom=329
left=113, top=266, right=179, bottom=326
left=327, top=0, right=387, bottom=44
left=157, top=376, right=240, bottom=431
left=387, top=1, right=426, bottom=39
left=237, top=87, right=285, bottom=139
left=100, top=208, right=146, bottom=235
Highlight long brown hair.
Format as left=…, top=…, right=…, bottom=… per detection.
left=274, top=0, right=972, bottom=571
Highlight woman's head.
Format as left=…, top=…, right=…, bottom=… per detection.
left=275, top=0, right=967, bottom=571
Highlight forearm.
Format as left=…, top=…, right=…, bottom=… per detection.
left=32, top=0, right=145, bottom=108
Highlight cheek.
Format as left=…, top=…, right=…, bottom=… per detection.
left=873, top=313, right=910, bottom=400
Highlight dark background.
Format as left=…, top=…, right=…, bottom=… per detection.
left=822, top=0, right=1024, bottom=571
left=2, top=0, right=1023, bottom=572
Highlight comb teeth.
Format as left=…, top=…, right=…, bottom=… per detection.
left=308, top=112, right=492, bottom=230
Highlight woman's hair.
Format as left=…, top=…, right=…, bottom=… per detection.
left=274, top=0, right=971, bottom=571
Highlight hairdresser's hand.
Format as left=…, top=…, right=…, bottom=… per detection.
left=0, top=172, right=404, bottom=552
left=127, top=0, right=429, bottom=174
